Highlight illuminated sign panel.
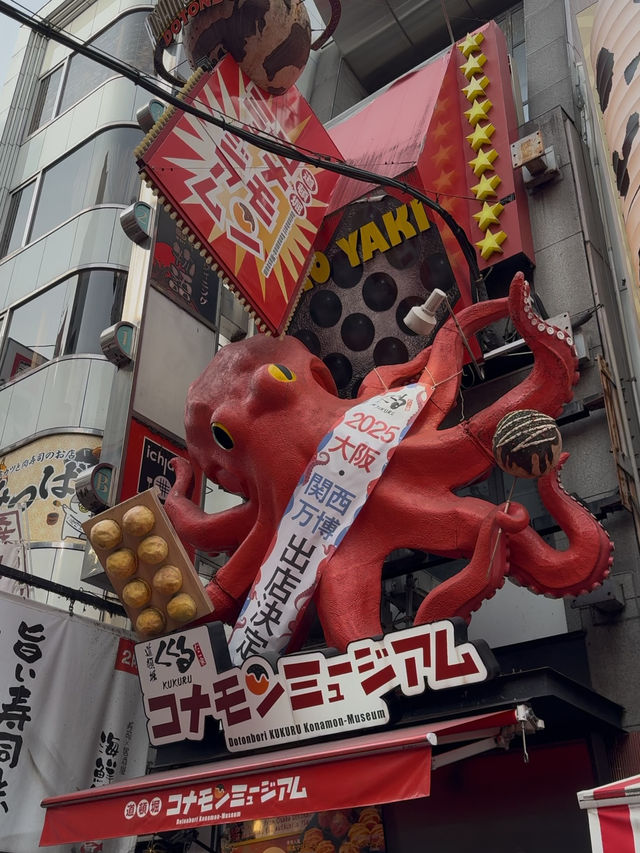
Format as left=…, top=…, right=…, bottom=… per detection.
left=136, top=57, right=342, bottom=335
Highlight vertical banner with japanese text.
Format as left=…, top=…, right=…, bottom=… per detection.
left=0, top=593, right=148, bottom=853
left=228, top=383, right=433, bottom=662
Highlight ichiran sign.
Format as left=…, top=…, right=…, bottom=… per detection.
left=135, top=619, right=497, bottom=752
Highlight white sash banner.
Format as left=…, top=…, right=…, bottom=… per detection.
left=229, top=382, right=433, bottom=663
left=0, top=593, right=149, bottom=853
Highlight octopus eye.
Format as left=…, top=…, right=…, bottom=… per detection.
left=268, top=364, right=296, bottom=382
left=211, top=422, right=234, bottom=451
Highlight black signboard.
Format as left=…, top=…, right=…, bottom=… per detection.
left=149, top=207, right=219, bottom=328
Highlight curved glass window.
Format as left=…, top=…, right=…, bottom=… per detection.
left=59, top=10, right=154, bottom=114
left=28, top=126, right=142, bottom=243
left=27, top=10, right=154, bottom=136
left=0, top=269, right=126, bottom=383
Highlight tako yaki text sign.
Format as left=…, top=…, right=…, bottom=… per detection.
left=135, top=619, right=496, bottom=752
left=136, top=56, right=342, bottom=335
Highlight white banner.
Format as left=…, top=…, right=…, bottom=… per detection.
left=229, top=384, right=432, bottom=663
left=0, top=593, right=149, bottom=853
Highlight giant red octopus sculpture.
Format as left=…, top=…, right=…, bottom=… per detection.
left=165, top=273, right=613, bottom=652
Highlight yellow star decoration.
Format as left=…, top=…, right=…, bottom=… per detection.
left=473, top=201, right=504, bottom=230
left=469, top=147, right=499, bottom=176
left=457, top=32, right=485, bottom=58
left=462, top=75, right=489, bottom=102
left=471, top=173, right=501, bottom=200
left=466, top=122, right=495, bottom=151
left=476, top=228, right=507, bottom=260
left=460, top=53, right=487, bottom=80
left=464, top=98, right=493, bottom=127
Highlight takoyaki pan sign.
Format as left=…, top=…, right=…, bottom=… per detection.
left=135, top=619, right=496, bottom=752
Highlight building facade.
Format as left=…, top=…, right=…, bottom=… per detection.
left=1, top=0, right=640, bottom=850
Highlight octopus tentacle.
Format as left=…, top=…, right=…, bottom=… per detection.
left=414, top=502, right=530, bottom=624
left=165, top=457, right=256, bottom=553
left=508, top=453, right=614, bottom=596
left=359, top=293, right=511, bottom=425
left=467, top=273, right=579, bottom=451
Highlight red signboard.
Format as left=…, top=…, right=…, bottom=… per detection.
left=120, top=418, right=202, bottom=506
left=120, top=419, right=203, bottom=561
left=322, top=21, right=533, bottom=272
left=40, top=709, right=522, bottom=846
left=136, top=56, right=342, bottom=335
left=41, top=747, right=430, bottom=844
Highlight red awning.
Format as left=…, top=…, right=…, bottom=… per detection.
left=578, top=774, right=640, bottom=853
left=41, top=708, right=523, bottom=845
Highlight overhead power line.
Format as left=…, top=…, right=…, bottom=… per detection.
left=0, top=0, right=485, bottom=300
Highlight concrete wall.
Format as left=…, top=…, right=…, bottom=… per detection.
left=520, top=0, right=640, bottom=726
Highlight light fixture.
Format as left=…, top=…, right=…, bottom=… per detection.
left=75, top=464, right=114, bottom=513
left=120, top=202, right=153, bottom=244
left=510, top=130, right=559, bottom=189
left=100, top=321, right=137, bottom=366
left=404, top=288, right=485, bottom=380
left=403, top=289, right=447, bottom=335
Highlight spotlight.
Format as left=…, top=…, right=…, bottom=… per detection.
left=403, top=287, right=485, bottom=381
left=403, top=289, right=447, bottom=335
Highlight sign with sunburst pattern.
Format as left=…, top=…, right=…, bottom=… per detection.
left=136, top=56, right=342, bottom=335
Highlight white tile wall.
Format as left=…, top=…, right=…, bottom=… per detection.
left=16, top=130, right=45, bottom=179
left=72, top=206, right=117, bottom=266
left=38, top=358, right=91, bottom=430
left=1, top=366, right=47, bottom=447
left=41, top=39, right=71, bottom=75
left=7, top=239, right=47, bottom=304
left=82, top=358, right=116, bottom=429
left=0, top=207, right=131, bottom=311
left=36, top=216, right=79, bottom=284
left=0, top=356, right=114, bottom=450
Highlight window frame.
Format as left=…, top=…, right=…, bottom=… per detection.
left=26, top=64, right=66, bottom=138
left=0, top=266, right=128, bottom=385
left=24, top=7, right=154, bottom=140
left=1, top=123, right=142, bottom=259
left=0, top=177, right=40, bottom=259
left=495, top=3, right=528, bottom=121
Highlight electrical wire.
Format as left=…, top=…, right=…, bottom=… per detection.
left=0, top=0, right=485, bottom=300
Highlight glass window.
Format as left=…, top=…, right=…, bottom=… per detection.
left=28, top=126, right=142, bottom=242
left=0, top=278, right=75, bottom=381
left=27, top=66, right=63, bottom=136
left=496, top=3, right=528, bottom=121
left=0, top=182, right=36, bottom=257
left=59, top=11, right=155, bottom=114
left=0, top=269, right=126, bottom=383
left=64, top=269, right=126, bottom=355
